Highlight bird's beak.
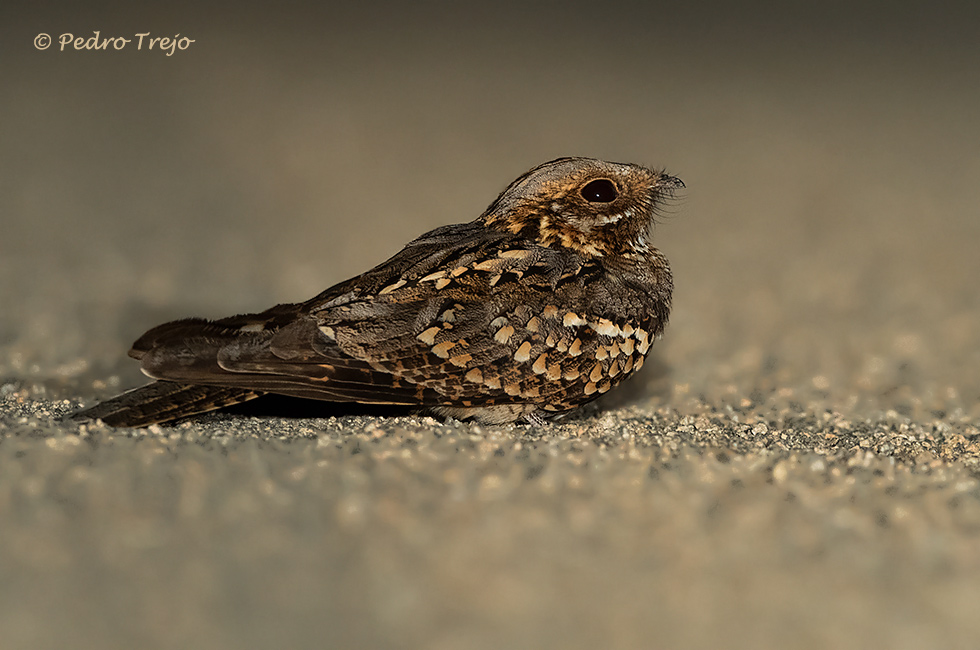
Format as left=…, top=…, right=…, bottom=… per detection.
left=657, top=173, right=685, bottom=191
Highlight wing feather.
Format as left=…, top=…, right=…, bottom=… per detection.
left=127, top=223, right=658, bottom=411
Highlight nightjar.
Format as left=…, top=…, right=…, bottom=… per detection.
left=74, top=157, right=682, bottom=427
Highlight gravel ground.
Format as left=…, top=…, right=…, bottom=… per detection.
left=3, top=3, right=980, bottom=649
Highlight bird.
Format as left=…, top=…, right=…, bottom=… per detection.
left=73, top=157, right=682, bottom=427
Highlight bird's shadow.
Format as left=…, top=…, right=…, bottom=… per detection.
left=223, top=396, right=416, bottom=420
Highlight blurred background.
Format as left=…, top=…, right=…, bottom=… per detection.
left=2, top=1, right=980, bottom=648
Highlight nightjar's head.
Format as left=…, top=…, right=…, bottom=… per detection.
left=480, top=157, right=683, bottom=257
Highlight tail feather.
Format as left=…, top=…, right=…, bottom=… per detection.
left=73, top=381, right=262, bottom=427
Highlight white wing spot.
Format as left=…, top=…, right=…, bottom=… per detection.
left=432, top=341, right=455, bottom=358
left=378, top=279, right=407, bottom=295
left=417, top=326, right=441, bottom=345
left=532, top=353, right=548, bottom=375
left=473, top=259, right=499, bottom=271
left=591, top=319, right=620, bottom=337
left=449, top=353, right=472, bottom=367
left=589, top=362, right=604, bottom=383
left=635, top=329, right=651, bottom=355
left=514, top=341, right=532, bottom=363
left=495, top=325, right=515, bottom=344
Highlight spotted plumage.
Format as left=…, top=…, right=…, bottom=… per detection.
left=74, top=157, right=682, bottom=426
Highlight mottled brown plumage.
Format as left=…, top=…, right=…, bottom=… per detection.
left=74, top=157, right=682, bottom=426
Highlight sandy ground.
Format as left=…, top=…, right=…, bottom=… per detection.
left=2, top=3, right=980, bottom=649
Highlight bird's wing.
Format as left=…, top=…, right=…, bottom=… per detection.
left=133, top=223, right=662, bottom=411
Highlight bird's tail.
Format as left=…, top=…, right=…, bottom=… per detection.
left=72, top=381, right=262, bottom=427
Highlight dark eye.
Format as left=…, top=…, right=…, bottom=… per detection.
left=580, top=179, right=618, bottom=203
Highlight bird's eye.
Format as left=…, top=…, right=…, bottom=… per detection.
left=580, top=179, right=618, bottom=203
